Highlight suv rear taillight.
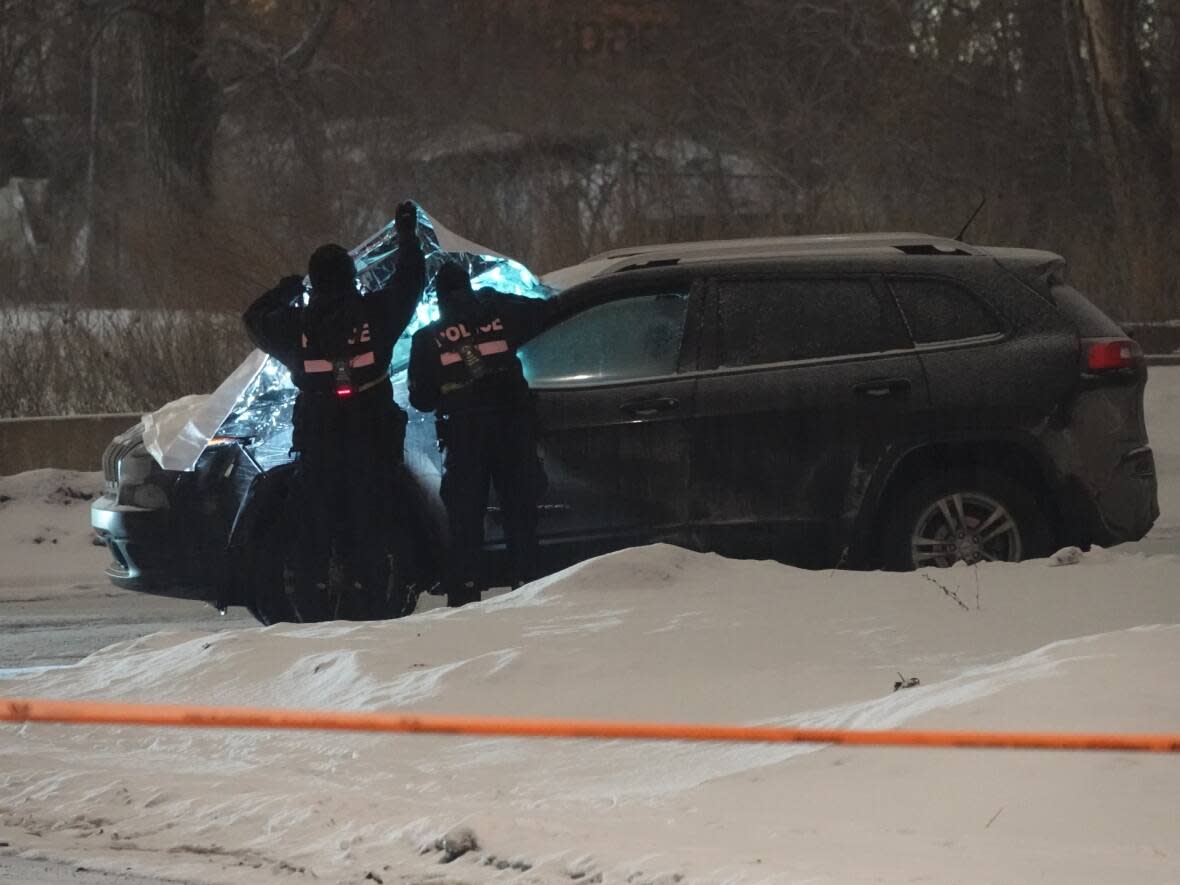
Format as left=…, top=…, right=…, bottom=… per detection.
left=1083, top=338, right=1142, bottom=373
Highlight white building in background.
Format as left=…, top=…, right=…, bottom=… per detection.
left=0, top=177, right=48, bottom=275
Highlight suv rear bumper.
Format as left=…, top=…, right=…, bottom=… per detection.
left=1060, top=446, right=1159, bottom=547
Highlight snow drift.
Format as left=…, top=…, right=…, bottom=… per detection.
left=2, top=369, right=1179, bottom=884
left=3, top=542, right=1180, bottom=885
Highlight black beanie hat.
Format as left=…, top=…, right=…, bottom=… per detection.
left=307, top=243, right=356, bottom=298
left=435, top=261, right=473, bottom=297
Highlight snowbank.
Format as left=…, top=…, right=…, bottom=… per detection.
left=0, top=470, right=105, bottom=587
left=0, top=370, right=1177, bottom=884
left=3, top=543, right=1180, bottom=884
left=1145, top=365, right=1180, bottom=533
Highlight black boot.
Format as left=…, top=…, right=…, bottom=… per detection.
left=446, top=580, right=481, bottom=608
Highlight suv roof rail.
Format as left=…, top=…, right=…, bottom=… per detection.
left=539, top=232, right=982, bottom=291
left=583, top=232, right=977, bottom=268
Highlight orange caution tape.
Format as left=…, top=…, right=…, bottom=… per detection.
left=3, top=697, right=1179, bottom=753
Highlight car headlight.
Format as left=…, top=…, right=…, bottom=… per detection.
left=206, top=435, right=252, bottom=448
left=118, top=446, right=155, bottom=485
left=116, top=445, right=171, bottom=510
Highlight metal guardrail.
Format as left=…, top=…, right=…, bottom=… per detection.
left=0, top=355, right=1175, bottom=477
left=0, top=413, right=140, bottom=476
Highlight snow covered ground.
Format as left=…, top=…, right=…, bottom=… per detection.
left=1, top=368, right=1179, bottom=885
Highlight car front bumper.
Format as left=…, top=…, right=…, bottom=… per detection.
left=91, top=493, right=210, bottom=600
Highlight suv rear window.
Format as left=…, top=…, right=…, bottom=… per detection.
left=717, top=277, right=907, bottom=366
left=888, top=277, right=1002, bottom=343
left=1051, top=284, right=1124, bottom=337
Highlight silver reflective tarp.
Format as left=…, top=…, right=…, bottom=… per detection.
left=143, top=207, right=550, bottom=472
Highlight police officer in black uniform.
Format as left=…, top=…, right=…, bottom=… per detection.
left=407, top=261, right=551, bottom=607
left=243, top=201, right=425, bottom=619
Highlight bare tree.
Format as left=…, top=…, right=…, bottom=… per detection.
left=78, top=0, right=343, bottom=201
left=1071, top=0, right=1179, bottom=315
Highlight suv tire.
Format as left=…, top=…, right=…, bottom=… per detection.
left=880, top=468, right=1054, bottom=571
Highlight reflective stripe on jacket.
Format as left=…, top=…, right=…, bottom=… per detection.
left=299, top=320, right=385, bottom=395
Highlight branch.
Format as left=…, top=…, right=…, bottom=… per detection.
left=82, top=0, right=165, bottom=52
left=282, top=0, right=342, bottom=72
left=221, top=0, right=343, bottom=99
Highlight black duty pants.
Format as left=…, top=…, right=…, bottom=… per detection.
left=439, top=407, right=541, bottom=605
left=290, top=390, right=406, bottom=619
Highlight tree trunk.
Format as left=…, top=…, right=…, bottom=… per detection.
left=138, top=0, right=220, bottom=198
left=84, top=33, right=100, bottom=302
left=1074, top=0, right=1178, bottom=316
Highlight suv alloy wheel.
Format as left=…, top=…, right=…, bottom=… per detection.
left=881, top=469, right=1054, bottom=570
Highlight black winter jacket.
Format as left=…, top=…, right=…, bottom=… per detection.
left=408, top=290, right=550, bottom=415
left=243, top=238, right=426, bottom=394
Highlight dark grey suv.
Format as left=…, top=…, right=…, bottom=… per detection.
left=92, top=231, right=1159, bottom=623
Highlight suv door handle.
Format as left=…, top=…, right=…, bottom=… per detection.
left=620, top=396, right=680, bottom=418
left=853, top=378, right=911, bottom=398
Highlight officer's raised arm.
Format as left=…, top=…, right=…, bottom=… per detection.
left=480, top=289, right=555, bottom=348
left=243, top=274, right=304, bottom=366
left=374, top=200, right=427, bottom=336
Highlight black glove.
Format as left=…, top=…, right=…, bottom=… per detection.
left=277, top=274, right=305, bottom=303
left=395, top=200, right=418, bottom=243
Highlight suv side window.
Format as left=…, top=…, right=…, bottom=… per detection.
left=888, top=277, right=1003, bottom=343
left=717, top=277, right=907, bottom=367
left=519, top=292, right=689, bottom=387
